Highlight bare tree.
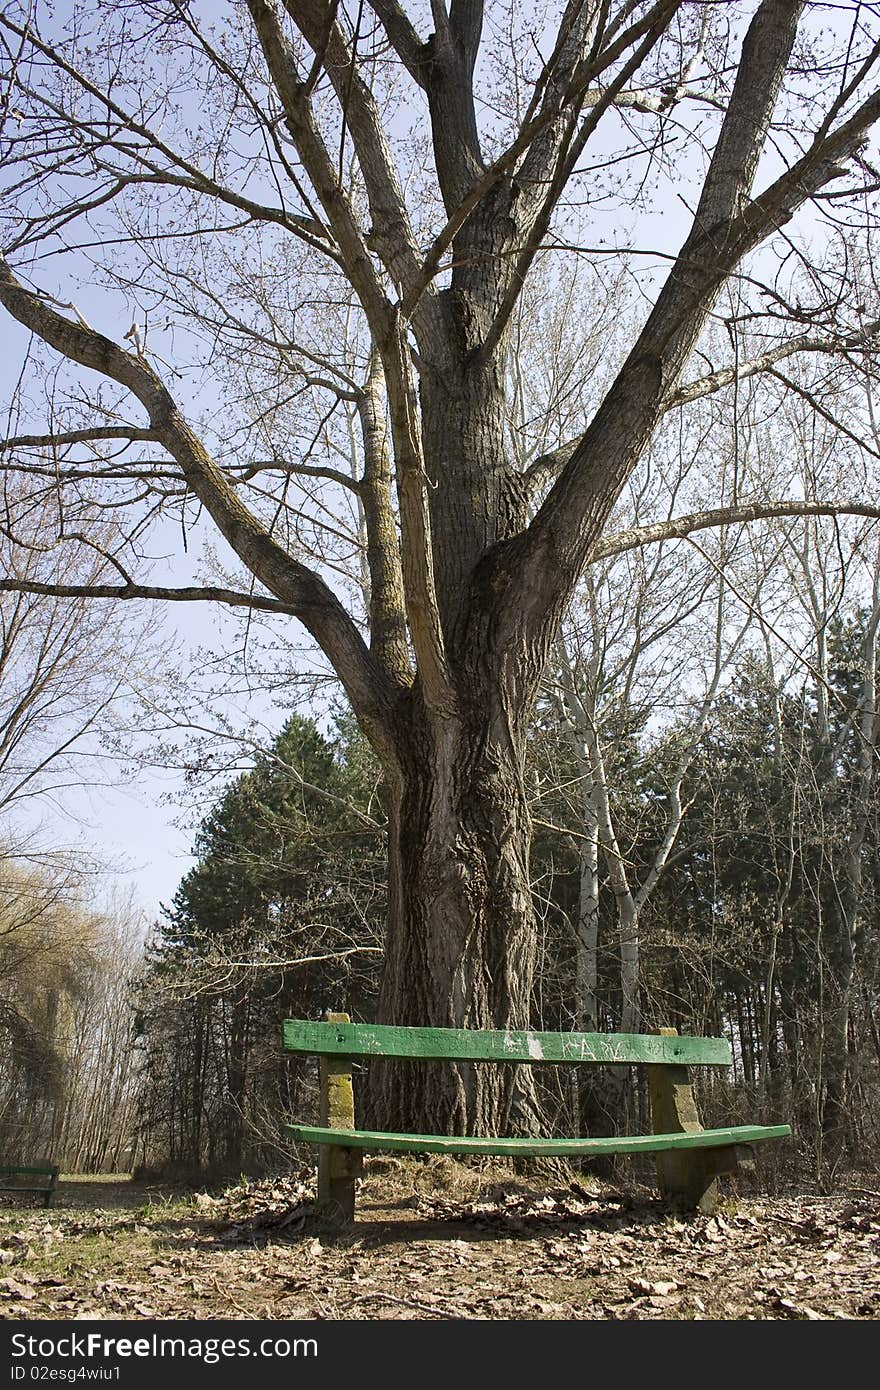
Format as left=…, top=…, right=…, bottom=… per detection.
left=3, top=0, right=880, bottom=1131
left=0, top=481, right=167, bottom=847
left=53, top=893, right=145, bottom=1173
left=0, top=858, right=145, bottom=1169
left=0, top=854, right=97, bottom=1158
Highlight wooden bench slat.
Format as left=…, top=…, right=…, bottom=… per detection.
left=0, top=1166, right=57, bottom=1177
left=287, top=1122, right=791, bottom=1157
left=283, top=1021, right=732, bottom=1066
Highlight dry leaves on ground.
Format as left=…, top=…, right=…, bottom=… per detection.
left=1, top=1164, right=878, bottom=1321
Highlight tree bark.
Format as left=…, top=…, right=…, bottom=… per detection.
left=370, top=684, right=540, bottom=1135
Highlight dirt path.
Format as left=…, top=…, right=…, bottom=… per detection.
left=1, top=1162, right=878, bottom=1320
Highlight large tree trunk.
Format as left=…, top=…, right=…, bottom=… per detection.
left=364, top=308, right=546, bottom=1137
left=370, top=684, right=541, bottom=1136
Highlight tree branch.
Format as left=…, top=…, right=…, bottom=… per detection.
left=0, top=577, right=308, bottom=615
left=357, top=353, right=412, bottom=684
left=282, top=0, right=427, bottom=304
left=0, top=256, right=400, bottom=752
left=592, top=500, right=880, bottom=562
left=667, top=319, right=880, bottom=409
left=0, top=13, right=337, bottom=260
left=421, top=0, right=485, bottom=210
left=2, top=425, right=158, bottom=451
left=523, top=318, right=880, bottom=494
left=507, top=1, right=877, bottom=648
left=449, top=0, right=483, bottom=77
left=244, top=0, right=391, bottom=335
left=479, top=1, right=680, bottom=360
left=367, top=0, right=429, bottom=86
left=246, top=1, right=451, bottom=715
left=403, top=0, right=688, bottom=325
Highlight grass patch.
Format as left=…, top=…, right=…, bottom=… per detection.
left=59, top=1173, right=134, bottom=1183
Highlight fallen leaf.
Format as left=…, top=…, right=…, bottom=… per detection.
left=0, top=1279, right=34, bottom=1300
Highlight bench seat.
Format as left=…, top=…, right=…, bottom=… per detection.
left=287, top=1122, right=790, bottom=1158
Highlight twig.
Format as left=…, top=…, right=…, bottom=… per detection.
left=210, top=1275, right=252, bottom=1315
left=342, top=1290, right=457, bottom=1318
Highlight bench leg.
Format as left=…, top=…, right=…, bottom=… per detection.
left=317, top=1142, right=361, bottom=1222
left=316, top=1012, right=362, bottom=1223
left=648, top=1028, right=737, bottom=1214
left=45, top=1167, right=59, bottom=1207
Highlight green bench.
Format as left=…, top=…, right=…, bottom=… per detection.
left=283, top=1014, right=790, bottom=1220
left=0, top=1163, right=59, bottom=1207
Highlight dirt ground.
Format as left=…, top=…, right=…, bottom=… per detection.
left=1, top=1159, right=879, bottom=1321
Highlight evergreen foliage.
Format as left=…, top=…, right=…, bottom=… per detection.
left=135, top=713, right=385, bottom=1177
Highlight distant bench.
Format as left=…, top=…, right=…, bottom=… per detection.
left=283, top=1014, right=790, bottom=1220
left=0, top=1163, right=59, bottom=1208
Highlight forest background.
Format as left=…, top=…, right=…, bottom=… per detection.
left=2, top=0, right=880, bottom=1189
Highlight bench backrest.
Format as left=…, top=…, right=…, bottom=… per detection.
left=282, top=1020, right=731, bottom=1066
left=0, top=1164, right=57, bottom=1176
left=0, top=1164, right=58, bottom=1188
